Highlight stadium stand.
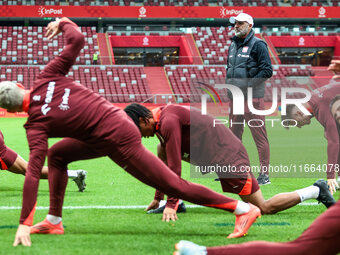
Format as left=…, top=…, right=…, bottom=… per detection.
left=0, top=65, right=153, bottom=103
left=166, top=65, right=227, bottom=103
left=164, top=64, right=317, bottom=103
left=0, top=20, right=336, bottom=105
left=0, top=26, right=98, bottom=65
left=192, top=27, right=233, bottom=65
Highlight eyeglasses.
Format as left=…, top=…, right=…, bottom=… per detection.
left=234, top=21, right=246, bottom=26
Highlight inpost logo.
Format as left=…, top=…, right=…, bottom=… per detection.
left=220, top=7, right=243, bottom=18
left=38, top=6, right=63, bottom=17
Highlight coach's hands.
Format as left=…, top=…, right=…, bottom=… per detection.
left=13, top=224, right=31, bottom=247
left=328, top=60, right=340, bottom=80
left=145, top=199, right=160, bottom=211
left=328, top=60, right=340, bottom=73
left=45, top=18, right=62, bottom=40
left=162, top=207, right=178, bottom=222
left=327, top=179, right=339, bottom=195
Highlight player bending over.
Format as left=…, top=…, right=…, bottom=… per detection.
left=0, top=17, right=262, bottom=247
left=173, top=91, right=340, bottom=255
left=281, top=82, right=340, bottom=194
left=124, top=103, right=335, bottom=221
left=0, top=130, right=86, bottom=191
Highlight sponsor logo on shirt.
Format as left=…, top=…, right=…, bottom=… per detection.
left=242, top=46, right=249, bottom=53
left=237, top=53, right=249, bottom=58
left=59, top=88, right=71, bottom=111
left=41, top=81, right=55, bottom=115
left=33, top=95, right=41, bottom=101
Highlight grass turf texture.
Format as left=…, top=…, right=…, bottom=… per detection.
left=0, top=117, right=335, bottom=255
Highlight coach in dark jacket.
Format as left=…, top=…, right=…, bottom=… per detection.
left=226, top=13, right=273, bottom=185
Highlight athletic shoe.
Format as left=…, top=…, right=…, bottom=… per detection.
left=227, top=203, right=261, bottom=239
left=313, top=179, right=336, bottom=208
left=257, top=173, right=271, bottom=185
left=73, top=170, right=87, bottom=192
left=174, top=240, right=207, bottom=255
left=147, top=201, right=186, bottom=214
left=30, top=219, right=64, bottom=235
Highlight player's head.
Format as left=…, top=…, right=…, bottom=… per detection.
left=229, top=13, right=253, bottom=38
left=281, top=104, right=312, bottom=128
left=124, top=103, right=155, bottom=138
left=0, top=81, right=25, bottom=113
left=330, top=94, right=340, bottom=125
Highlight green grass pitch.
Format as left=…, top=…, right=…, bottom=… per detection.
left=0, top=117, right=336, bottom=255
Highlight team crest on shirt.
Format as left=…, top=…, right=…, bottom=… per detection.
left=242, top=46, right=249, bottom=53
left=59, top=88, right=71, bottom=111
left=33, top=95, right=41, bottom=101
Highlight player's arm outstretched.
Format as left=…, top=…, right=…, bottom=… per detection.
left=159, top=118, right=183, bottom=222
left=13, top=129, right=48, bottom=247
left=40, top=17, right=85, bottom=77
left=324, top=119, right=340, bottom=194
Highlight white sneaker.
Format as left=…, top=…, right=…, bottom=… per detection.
left=174, top=241, right=207, bottom=255
left=73, top=170, right=87, bottom=192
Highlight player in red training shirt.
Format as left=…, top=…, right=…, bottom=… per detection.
left=0, top=18, right=261, bottom=247
left=173, top=90, right=340, bottom=255
left=281, top=82, right=340, bottom=194
left=0, top=130, right=86, bottom=191
left=124, top=103, right=335, bottom=221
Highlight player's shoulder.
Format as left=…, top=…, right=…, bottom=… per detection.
left=163, top=104, right=189, bottom=113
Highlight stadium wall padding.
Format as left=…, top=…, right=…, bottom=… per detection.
left=335, top=36, right=340, bottom=57
left=267, top=36, right=338, bottom=48
left=109, top=35, right=194, bottom=64
left=1, top=6, right=340, bottom=19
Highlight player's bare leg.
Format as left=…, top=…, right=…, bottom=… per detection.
left=241, top=180, right=335, bottom=214
left=240, top=189, right=301, bottom=214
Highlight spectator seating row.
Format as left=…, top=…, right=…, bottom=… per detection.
left=164, top=65, right=316, bottom=102
left=192, top=27, right=233, bottom=65
left=0, top=26, right=98, bottom=65
left=0, top=66, right=153, bottom=103
left=0, top=64, right=321, bottom=104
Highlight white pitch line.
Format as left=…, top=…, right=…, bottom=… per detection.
left=0, top=202, right=319, bottom=210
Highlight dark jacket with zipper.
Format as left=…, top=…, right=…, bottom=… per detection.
left=226, top=29, right=273, bottom=99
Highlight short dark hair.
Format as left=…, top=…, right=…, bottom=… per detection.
left=329, top=94, right=340, bottom=111
left=124, top=103, right=152, bottom=129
